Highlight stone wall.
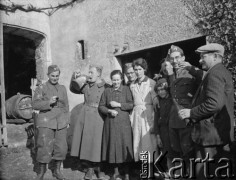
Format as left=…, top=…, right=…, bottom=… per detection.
left=50, top=0, right=200, bottom=109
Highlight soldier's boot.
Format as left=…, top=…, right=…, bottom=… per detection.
left=52, top=160, right=67, bottom=180
left=35, top=163, right=47, bottom=180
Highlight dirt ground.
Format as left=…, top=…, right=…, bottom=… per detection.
left=0, top=123, right=88, bottom=180
left=2, top=123, right=235, bottom=180
left=0, top=123, right=149, bottom=180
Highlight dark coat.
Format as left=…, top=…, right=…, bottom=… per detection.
left=67, top=103, right=83, bottom=151
left=169, top=68, right=203, bottom=128
left=153, top=96, right=174, bottom=157
left=154, top=96, right=173, bottom=133
left=70, top=79, right=108, bottom=162
left=190, top=63, right=234, bottom=146
left=32, top=81, right=69, bottom=130
left=98, top=85, right=134, bottom=163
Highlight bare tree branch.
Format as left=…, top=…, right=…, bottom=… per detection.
left=0, top=0, right=84, bottom=16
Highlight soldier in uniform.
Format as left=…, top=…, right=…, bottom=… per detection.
left=163, top=45, right=203, bottom=177
left=69, top=65, right=110, bottom=180
left=32, top=65, right=69, bottom=180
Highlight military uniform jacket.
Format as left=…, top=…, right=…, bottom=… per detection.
left=32, top=81, right=69, bottom=130
left=169, top=68, right=203, bottom=128
left=190, top=63, right=234, bottom=146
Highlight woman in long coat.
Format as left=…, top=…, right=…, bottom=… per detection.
left=69, top=65, right=109, bottom=180
left=130, top=58, right=158, bottom=162
left=99, top=70, right=134, bottom=180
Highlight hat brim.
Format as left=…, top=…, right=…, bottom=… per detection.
left=195, top=50, right=223, bottom=56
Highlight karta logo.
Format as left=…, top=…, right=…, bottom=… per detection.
left=140, top=151, right=235, bottom=179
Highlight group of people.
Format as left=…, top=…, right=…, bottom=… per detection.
left=68, top=58, right=159, bottom=180
left=32, top=42, right=234, bottom=180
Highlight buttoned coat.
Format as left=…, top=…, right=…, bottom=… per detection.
left=190, top=63, right=234, bottom=146
left=70, top=79, right=108, bottom=162
left=99, top=85, right=134, bottom=163
left=169, top=68, right=203, bottom=128
left=32, top=81, right=69, bottom=130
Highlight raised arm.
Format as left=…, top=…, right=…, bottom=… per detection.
left=69, top=72, right=87, bottom=94
left=179, top=61, right=205, bottom=85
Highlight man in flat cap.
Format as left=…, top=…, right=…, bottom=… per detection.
left=179, top=43, right=234, bottom=179
left=69, top=64, right=110, bottom=180
left=162, top=45, right=203, bottom=177
left=32, top=65, right=69, bottom=180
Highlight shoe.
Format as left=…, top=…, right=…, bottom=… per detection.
left=97, top=172, right=110, bottom=180
left=52, top=160, right=67, bottom=180
left=84, top=168, right=97, bottom=180
left=35, top=163, right=47, bottom=180
left=111, top=174, right=122, bottom=180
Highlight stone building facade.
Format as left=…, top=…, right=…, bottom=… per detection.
left=1, top=0, right=204, bottom=109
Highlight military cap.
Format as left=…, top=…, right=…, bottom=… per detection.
left=195, top=43, right=224, bottom=57
left=48, top=65, right=60, bottom=75
left=168, top=45, right=184, bottom=56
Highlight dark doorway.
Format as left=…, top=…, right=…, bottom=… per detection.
left=3, top=33, right=36, bottom=99
left=116, top=36, right=206, bottom=78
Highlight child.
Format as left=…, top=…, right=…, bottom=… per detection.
left=154, top=78, right=175, bottom=178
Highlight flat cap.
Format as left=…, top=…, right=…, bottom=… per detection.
left=195, top=43, right=224, bottom=56
left=48, top=65, right=60, bottom=75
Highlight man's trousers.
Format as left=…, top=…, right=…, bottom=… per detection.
left=36, top=127, right=68, bottom=163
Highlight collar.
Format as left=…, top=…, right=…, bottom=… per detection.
left=88, top=79, right=106, bottom=88
left=97, top=79, right=106, bottom=88
left=135, top=76, right=148, bottom=84
left=46, top=81, right=59, bottom=88
left=111, top=85, right=123, bottom=92
left=206, top=63, right=222, bottom=74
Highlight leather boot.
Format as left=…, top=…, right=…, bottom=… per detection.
left=52, top=160, right=67, bottom=180
left=35, top=163, right=46, bottom=180
left=84, top=168, right=96, bottom=180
